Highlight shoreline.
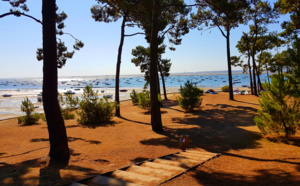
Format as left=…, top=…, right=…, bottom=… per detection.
left=0, top=86, right=251, bottom=121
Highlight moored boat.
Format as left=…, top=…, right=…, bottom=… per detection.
left=2, top=94, right=12, bottom=97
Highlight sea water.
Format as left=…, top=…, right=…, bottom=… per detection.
left=0, top=72, right=270, bottom=116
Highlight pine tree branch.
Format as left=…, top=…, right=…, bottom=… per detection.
left=62, top=32, right=80, bottom=41
left=216, top=24, right=226, bottom=38
left=125, top=32, right=144, bottom=37
left=0, top=12, right=42, bottom=24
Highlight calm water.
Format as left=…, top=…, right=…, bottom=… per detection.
left=0, top=73, right=270, bottom=91
left=0, top=73, right=270, bottom=116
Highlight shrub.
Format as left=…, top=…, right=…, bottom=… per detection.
left=176, top=81, right=203, bottom=112
left=130, top=89, right=139, bottom=105
left=77, top=85, right=118, bottom=128
left=58, top=93, right=79, bottom=120
left=254, top=74, right=300, bottom=139
left=137, top=91, right=151, bottom=109
left=18, top=97, right=42, bottom=125
left=221, top=85, right=230, bottom=92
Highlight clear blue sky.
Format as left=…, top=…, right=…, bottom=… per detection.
left=0, top=0, right=288, bottom=78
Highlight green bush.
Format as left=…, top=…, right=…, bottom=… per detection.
left=58, top=93, right=79, bottom=120
left=77, top=85, right=118, bottom=128
left=18, top=97, right=42, bottom=125
left=176, top=81, right=203, bottom=112
left=221, top=85, right=230, bottom=92
left=130, top=89, right=139, bottom=105
left=254, top=74, right=300, bottom=139
left=137, top=91, right=151, bottom=109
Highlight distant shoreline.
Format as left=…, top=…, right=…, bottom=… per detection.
left=0, top=70, right=258, bottom=79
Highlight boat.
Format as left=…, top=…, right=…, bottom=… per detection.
left=64, top=90, right=75, bottom=95
left=2, top=94, right=12, bottom=97
left=120, top=89, right=128, bottom=92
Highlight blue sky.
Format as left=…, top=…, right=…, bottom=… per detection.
left=0, top=0, right=288, bottom=78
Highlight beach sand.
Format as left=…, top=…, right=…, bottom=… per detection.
left=1, top=92, right=299, bottom=185
left=0, top=86, right=250, bottom=120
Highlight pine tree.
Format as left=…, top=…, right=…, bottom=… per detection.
left=254, top=74, right=300, bottom=139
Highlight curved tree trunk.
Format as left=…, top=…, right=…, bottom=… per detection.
left=160, top=70, right=167, bottom=100
left=252, top=52, right=258, bottom=96
left=226, top=30, right=234, bottom=100
left=256, top=51, right=263, bottom=91
left=150, top=0, right=163, bottom=132
left=247, top=51, right=254, bottom=95
left=115, top=16, right=126, bottom=117
left=42, top=0, right=69, bottom=168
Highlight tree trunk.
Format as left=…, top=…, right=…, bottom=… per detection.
left=115, top=16, right=126, bottom=117
left=252, top=51, right=258, bottom=96
left=149, top=0, right=163, bottom=132
left=160, top=70, right=167, bottom=100
left=42, top=0, right=69, bottom=168
left=226, top=29, right=234, bottom=100
left=247, top=51, right=254, bottom=94
left=256, top=51, right=263, bottom=91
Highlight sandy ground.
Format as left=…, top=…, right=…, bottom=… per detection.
left=0, top=92, right=299, bottom=185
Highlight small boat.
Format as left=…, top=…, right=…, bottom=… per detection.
left=64, top=90, right=75, bottom=95
left=74, top=88, right=80, bottom=91
left=120, top=89, right=128, bottom=92
left=2, top=94, right=12, bottom=97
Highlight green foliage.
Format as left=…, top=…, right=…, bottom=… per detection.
left=274, top=0, right=300, bottom=37
left=18, top=113, right=43, bottom=125
left=254, top=74, right=300, bottom=139
left=176, top=81, right=203, bottom=112
left=131, top=45, right=172, bottom=86
left=36, top=8, right=84, bottom=68
left=58, top=93, right=79, bottom=120
left=18, top=97, right=42, bottom=125
left=137, top=91, right=151, bottom=109
left=221, top=85, right=230, bottom=92
left=77, top=85, right=118, bottom=128
left=130, top=89, right=139, bottom=105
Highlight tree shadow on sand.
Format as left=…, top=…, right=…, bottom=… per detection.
left=0, top=156, right=99, bottom=185
left=140, top=101, right=300, bottom=185
left=191, top=167, right=300, bottom=186
left=141, top=103, right=262, bottom=153
left=29, top=137, right=101, bottom=145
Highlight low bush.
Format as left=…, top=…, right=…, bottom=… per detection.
left=18, top=113, right=43, bottom=125
left=138, top=91, right=151, bottom=109
left=58, top=93, right=79, bottom=120
left=18, top=97, right=42, bottom=125
left=221, top=85, right=230, bottom=92
left=77, top=85, right=118, bottom=128
left=130, top=89, right=139, bottom=105
left=177, top=81, right=203, bottom=112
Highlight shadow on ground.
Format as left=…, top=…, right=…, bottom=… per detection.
left=0, top=157, right=99, bottom=185
left=140, top=102, right=262, bottom=153
left=192, top=167, right=300, bottom=186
